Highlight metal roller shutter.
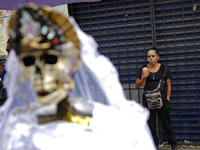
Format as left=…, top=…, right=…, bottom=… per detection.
left=69, top=0, right=153, bottom=101
left=154, top=0, right=200, bottom=143
left=69, top=0, right=200, bottom=143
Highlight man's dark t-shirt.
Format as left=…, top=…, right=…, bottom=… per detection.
left=136, top=64, right=172, bottom=91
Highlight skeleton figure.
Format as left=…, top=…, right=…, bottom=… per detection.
left=0, top=3, right=156, bottom=150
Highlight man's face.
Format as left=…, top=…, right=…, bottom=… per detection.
left=147, top=50, right=159, bottom=65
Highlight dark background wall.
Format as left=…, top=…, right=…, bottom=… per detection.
left=68, top=0, right=200, bottom=144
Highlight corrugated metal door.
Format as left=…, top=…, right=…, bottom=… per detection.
left=68, top=0, right=153, bottom=102
left=153, top=0, right=200, bottom=143
left=68, top=0, right=200, bottom=143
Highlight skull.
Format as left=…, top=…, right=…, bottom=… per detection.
left=19, top=48, right=75, bottom=104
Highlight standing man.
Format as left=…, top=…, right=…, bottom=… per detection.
left=135, top=47, right=178, bottom=150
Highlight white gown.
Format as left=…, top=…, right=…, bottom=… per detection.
left=0, top=17, right=156, bottom=150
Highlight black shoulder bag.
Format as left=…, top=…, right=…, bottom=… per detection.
left=144, top=65, right=168, bottom=109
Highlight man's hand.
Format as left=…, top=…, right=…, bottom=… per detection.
left=142, top=67, right=150, bottom=79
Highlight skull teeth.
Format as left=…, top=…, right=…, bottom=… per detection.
left=34, top=82, right=57, bottom=93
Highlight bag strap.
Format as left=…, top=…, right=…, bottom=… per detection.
left=162, top=65, right=168, bottom=80
left=159, top=65, right=168, bottom=90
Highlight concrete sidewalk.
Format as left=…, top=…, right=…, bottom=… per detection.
left=159, top=144, right=200, bottom=150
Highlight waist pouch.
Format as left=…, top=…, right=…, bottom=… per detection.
left=144, top=89, right=162, bottom=109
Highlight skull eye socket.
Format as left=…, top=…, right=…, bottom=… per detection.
left=23, top=56, right=36, bottom=66
left=40, top=54, right=58, bottom=64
